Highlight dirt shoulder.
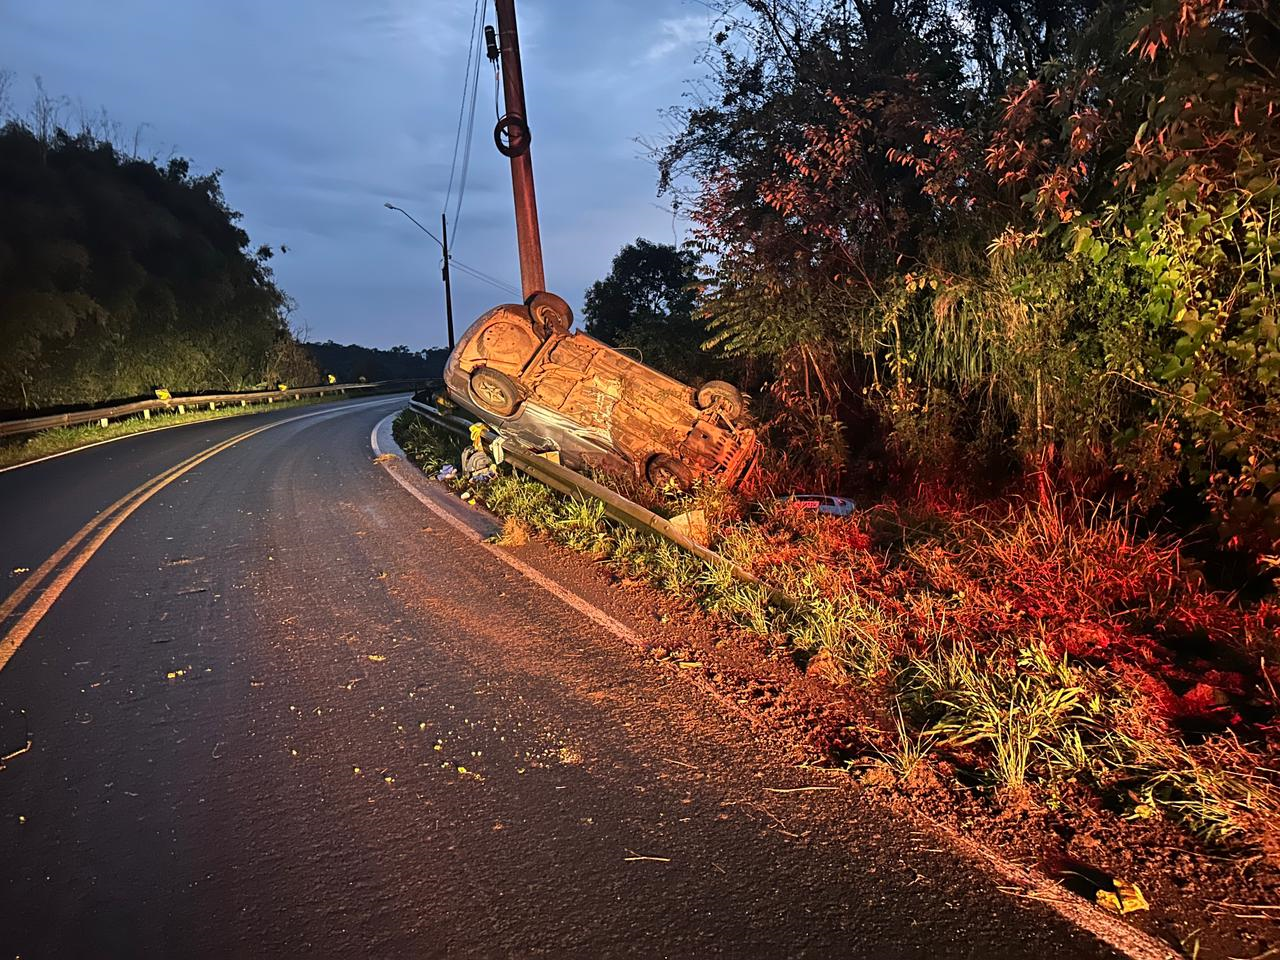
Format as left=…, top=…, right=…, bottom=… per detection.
left=506, top=533, right=1278, bottom=960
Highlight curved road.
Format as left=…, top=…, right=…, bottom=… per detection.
left=0, top=396, right=1143, bottom=958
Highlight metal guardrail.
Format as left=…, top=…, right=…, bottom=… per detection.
left=405, top=398, right=789, bottom=607
left=0, top=381, right=428, bottom=440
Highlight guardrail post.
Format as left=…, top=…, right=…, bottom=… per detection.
left=143, top=409, right=150, bottom=420
left=99, top=418, right=108, bottom=428
left=209, top=402, right=215, bottom=411
left=178, top=404, right=185, bottom=414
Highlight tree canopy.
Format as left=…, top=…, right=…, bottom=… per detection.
left=655, top=0, right=1280, bottom=553
left=582, top=238, right=712, bottom=384
left=0, top=99, right=316, bottom=411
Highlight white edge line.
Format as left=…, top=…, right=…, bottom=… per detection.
left=0, top=394, right=408, bottom=475
left=370, top=413, right=638, bottom=646
left=372, top=409, right=1179, bottom=960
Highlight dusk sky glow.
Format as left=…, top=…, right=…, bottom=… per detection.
left=1, top=1, right=714, bottom=349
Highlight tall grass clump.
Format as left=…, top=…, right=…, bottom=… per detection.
left=901, top=641, right=1095, bottom=789
left=393, top=414, right=466, bottom=475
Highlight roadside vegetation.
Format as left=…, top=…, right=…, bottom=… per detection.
left=395, top=409, right=1280, bottom=864
left=0, top=397, right=325, bottom=470
left=0, top=74, right=317, bottom=412
left=542, top=0, right=1280, bottom=866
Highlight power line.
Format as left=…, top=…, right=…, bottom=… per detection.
left=449, top=253, right=516, bottom=289
left=451, top=260, right=520, bottom=297
left=450, top=259, right=521, bottom=298
left=449, top=2, right=486, bottom=244
left=443, top=0, right=483, bottom=223
left=385, top=202, right=517, bottom=297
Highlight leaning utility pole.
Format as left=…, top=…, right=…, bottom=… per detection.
left=490, top=0, right=545, bottom=300
left=440, top=212, right=456, bottom=349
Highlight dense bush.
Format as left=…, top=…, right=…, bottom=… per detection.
left=0, top=98, right=316, bottom=411
left=658, top=0, right=1280, bottom=561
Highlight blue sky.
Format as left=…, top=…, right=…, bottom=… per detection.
left=0, top=1, right=714, bottom=349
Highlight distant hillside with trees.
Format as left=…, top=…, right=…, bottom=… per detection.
left=304, top=341, right=448, bottom=383
left=0, top=74, right=317, bottom=413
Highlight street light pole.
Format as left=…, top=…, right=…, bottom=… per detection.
left=440, top=212, right=455, bottom=351
left=383, top=202, right=456, bottom=350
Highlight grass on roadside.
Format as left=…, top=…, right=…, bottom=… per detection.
left=0, top=397, right=325, bottom=469
left=392, top=410, right=1280, bottom=859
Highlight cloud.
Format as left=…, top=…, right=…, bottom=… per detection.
left=641, top=14, right=711, bottom=63
left=0, top=0, right=711, bottom=351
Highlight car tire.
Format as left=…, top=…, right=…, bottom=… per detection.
left=469, top=367, right=521, bottom=417
left=645, top=454, right=694, bottom=491
left=695, top=380, right=745, bottom=420
left=526, top=291, right=573, bottom=337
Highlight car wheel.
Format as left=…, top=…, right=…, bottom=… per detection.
left=469, top=367, right=521, bottom=417
left=645, top=454, right=694, bottom=491
left=695, top=380, right=745, bottom=420
left=526, top=291, right=573, bottom=337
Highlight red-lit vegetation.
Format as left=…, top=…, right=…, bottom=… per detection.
left=648, top=0, right=1280, bottom=855
left=716, top=495, right=1279, bottom=856
left=663, top=0, right=1279, bottom=554
left=396, top=411, right=1280, bottom=858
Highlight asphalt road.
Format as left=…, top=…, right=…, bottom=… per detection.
left=0, top=395, right=1146, bottom=958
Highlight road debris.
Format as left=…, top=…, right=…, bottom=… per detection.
left=624, top=851, right=672, bottom=863
left=668, top=509, right=708, bottom=545
left=1096, top=880, right=1150, bottom=915
left=764, top=786, right=840, bottom=794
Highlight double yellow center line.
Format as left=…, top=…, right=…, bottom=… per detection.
left=0, top=400, right=388, bottom=672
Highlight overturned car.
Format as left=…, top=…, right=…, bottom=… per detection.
left=443, top=293, right=759, bottom=490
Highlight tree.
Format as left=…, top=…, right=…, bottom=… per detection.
left=583, top=239, right=711, bottom=383
left=0, top=80, right=318, bottom=410
left=657, top=0, right=1280, bottom=552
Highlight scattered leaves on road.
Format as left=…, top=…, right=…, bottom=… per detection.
left=1096, top=880, right=1150, bottom=914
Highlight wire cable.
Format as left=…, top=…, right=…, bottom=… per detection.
left=493, top=49, right=502, bottom=121
left=450, top=259, right=521, bottom=298
left=452, top=261, right=521, bottom=297
left=443, top=0, right=483, bottom=223
left=449, top=3, right=486, bottom=244
left=449, top=254, right=518, bottom=291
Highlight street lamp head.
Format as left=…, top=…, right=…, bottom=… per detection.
left=383, top=201, right=396, bottom=209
